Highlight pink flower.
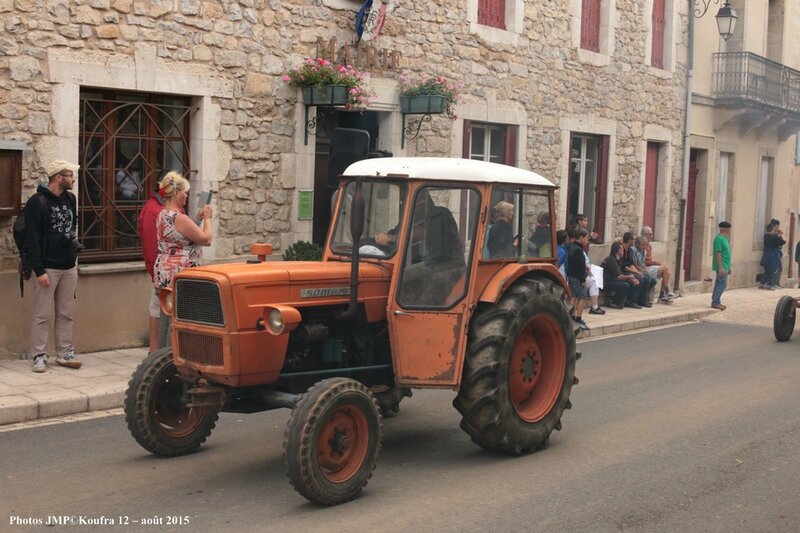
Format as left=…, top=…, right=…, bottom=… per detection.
left=282, top=75, right=290, bottom=82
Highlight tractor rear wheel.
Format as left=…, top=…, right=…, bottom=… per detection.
left=454, top=278, right=576, bottom=455
left=773, top=295, right=796, bottom=342
left=124, top=347, right=219, bottom=457
left=284, top=377, right=382, bottom=505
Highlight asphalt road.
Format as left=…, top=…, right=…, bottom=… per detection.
left=2, top=322, right=800, bottom=533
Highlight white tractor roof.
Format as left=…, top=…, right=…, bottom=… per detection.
left=343, top=157, right=555, bottom=188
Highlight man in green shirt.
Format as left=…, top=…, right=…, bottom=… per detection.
left=711, top=221, right=732, bottom=310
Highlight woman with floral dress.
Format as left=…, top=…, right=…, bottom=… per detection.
left=153, top=172, right=213, bottom=346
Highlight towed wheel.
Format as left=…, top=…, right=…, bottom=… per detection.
left=454, top=278, right=577, bottom=455
left=773, top=295, right=797, bottom=342
left=284, top=377, right=382, bottom=505
left=125, top=347, right=219, bottom=457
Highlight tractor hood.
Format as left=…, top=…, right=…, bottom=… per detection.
left=174, top=260, right=393, bottom=329
left=185, top=260, right=391, bottom=286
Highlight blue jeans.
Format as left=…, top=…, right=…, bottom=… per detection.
left=711, top=271, right=728, bottom=305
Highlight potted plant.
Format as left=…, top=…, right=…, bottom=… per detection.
left=398, top=75, right=462, bottom=118
left=283, top=58, right=373, bottom=110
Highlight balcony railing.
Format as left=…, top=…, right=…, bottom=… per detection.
left=713, top=52, right=800, bottom=116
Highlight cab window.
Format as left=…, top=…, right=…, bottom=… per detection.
left=330, top=180, right=405, bottom=258
left=397, top=186, right=480, bottom=309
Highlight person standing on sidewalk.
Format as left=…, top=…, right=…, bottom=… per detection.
left=711, top=221, right=732, bottom=311
left=136, top=181, right=165, bottom=353
left=27, top=160, right=83, bottom=373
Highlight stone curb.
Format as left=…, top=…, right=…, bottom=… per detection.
left=580, top=308, right=718, bottom=339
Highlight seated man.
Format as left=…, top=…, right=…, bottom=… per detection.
left=621, top=231, right=655, bottom=307
left=630, top=235, right=659, bottom=306
left=640, top=226, right=676, bottom=301
left=601, top=242, right=642, bottom=309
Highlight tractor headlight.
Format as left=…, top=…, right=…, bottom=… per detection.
left=262, top=306, right=301, bottom=336
left=268, top=308, right=285, bottom=334
left=160, top=288, right=174, bottom=315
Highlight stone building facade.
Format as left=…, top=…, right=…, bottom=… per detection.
left=0, top=0, right=688, bottom=357
left=687, top=0, right=800, bottom=291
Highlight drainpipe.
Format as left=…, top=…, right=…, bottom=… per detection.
left=675, top=1, right=696, bottom=293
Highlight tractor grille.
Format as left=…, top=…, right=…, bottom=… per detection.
left=178, top=331, right=224, bottom=366
left=175, top=279, right=225, bottom=326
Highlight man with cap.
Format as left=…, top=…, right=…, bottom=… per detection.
left=711, top=221, right=732, bottom=311
left=26, top=160, right=83, bottom=372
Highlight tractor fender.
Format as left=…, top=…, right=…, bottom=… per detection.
left=478, top=263, right=569, bottom=305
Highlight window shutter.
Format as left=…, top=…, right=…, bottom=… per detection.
left=462, top=120, right=472, bottom=159
left=651, top=0, right=666, bottom=69
left=644, top=142, right=660, bottom=231
left=594, top=135, right=609, bottom=241
left=504, top=125, right=517, bottom=167
left=0, top=150, right=22, bottom=215
left=478, top=0, right=506, bottom=30
left=581, top=0, right=601, bottom=52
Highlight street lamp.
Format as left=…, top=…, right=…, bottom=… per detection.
left=674, top=0, right=738, bottom=292
left=715, top=1, right=738, bottom=42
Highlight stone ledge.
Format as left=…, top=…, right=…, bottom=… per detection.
left=78, top=261, right=145, bottom=275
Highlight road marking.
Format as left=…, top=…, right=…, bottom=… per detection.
left=0, top=408, right=122, bottom=433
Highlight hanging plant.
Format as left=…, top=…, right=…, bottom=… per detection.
left=398, top=75, right=463, bottom=119
left=283, top=58, right=374, bottom=110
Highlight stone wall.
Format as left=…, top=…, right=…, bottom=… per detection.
left=0, top=0, right=688, bottom=266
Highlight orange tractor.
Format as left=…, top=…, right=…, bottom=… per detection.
left=125, top=157, right=578, bottom=505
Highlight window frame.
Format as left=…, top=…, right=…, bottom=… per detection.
left=580, top=0, right=602, bottom=52
left=567, top=133, right=609, bottom=241
left=78, top=89, right=194, bottom=262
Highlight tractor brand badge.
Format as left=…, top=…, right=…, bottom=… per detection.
left=300, top=287, right=351, bottom=298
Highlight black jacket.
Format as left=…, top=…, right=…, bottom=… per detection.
left=487, top=219, right=514, bottom=258
left=25, top=184, right=78, bottom=276
left=601, top=254, right=624, bottom=285
left=566, top=242, right=587, bottom=283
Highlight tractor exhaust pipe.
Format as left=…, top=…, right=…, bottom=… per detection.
left=338, top=177, right=364, bottom=321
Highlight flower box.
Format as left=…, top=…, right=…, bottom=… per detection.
left=399, top=95, right=447, bottom=114
left=302, top=85, right=349, bottom=106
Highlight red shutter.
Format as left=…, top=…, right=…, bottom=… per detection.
left=504, top=125, right=517, bottom=167
left=581, top=0, right=601, bottom=52
left=462, top=120, right=472, bottom=158
left=478, top=0, right=506, bottom=30
left=594, top=135, right=609, bottom=241
left=644, top=142, right=660, bottom=231
left=651, top=0, right=666, bottom=68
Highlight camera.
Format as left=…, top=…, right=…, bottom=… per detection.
left=62, top=231, right=85, bottom=254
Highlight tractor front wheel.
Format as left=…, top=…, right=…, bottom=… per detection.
left=124, top=347, right=219, bottom=457
left=773, top=295, right=796, bottom=342
left=454, top=278, right=577, bottom=455
left=284, top=377, right=382, bottom=505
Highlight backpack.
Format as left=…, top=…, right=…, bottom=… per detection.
left=12, top=193, right=47, bottom=297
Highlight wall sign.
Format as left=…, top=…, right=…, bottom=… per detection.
left=317, top=37, right=401, bottom=72
left=298, top=190, right=314, bottom=220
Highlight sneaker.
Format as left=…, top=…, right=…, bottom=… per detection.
left=659, top=296, right=673, bottom=304
left=711, top=303, right=726, bottom=310
left=588, top=306, right=606, bottom=315
left=640, top=301, right=653, bottom=308
left=606, top=302, right=624, bottom=310
left=32, top=354, right=47, bottom=373
left=765, top=285, right=776, bottom=291
left=577, top=319, right=590, bottom=331
left=624, top=302, right=642, bottom=309
left=55, top=353, right=82, bottom=369
left=665, top=291, right=678, bottom=299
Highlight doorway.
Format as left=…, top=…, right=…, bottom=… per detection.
left=312, top=109, right=380, bottom=246
left=683, top=150, right=700, bottom=280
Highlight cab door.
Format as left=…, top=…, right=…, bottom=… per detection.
left=387, top=185, right=480, bottom=387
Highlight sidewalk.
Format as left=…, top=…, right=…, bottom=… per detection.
left=0, top=286, right=791, bottom=426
